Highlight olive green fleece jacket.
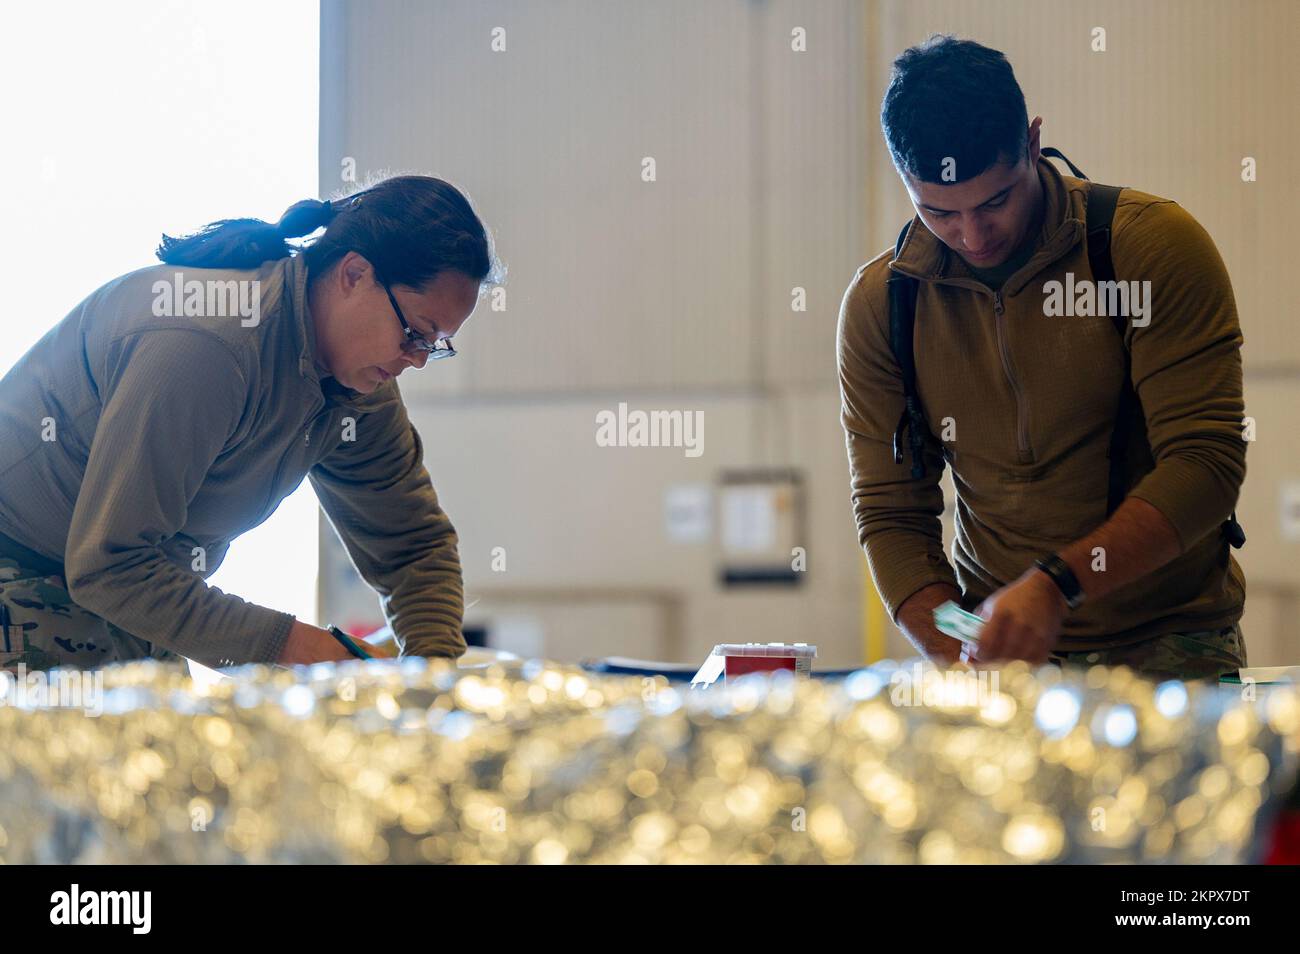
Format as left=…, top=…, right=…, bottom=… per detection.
left=837, top=157, right=1246, bottom=650
left=0, top=253, right=465, bottom=667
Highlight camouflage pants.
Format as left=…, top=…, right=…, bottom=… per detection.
left=0, top=557, right=174, bottom=672
left=1049, top=623, right=1246, bottom=682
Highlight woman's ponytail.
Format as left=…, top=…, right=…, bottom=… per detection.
left=156, top=198, right=338, bottom=269
left=156, top=176, right=501, bottom=293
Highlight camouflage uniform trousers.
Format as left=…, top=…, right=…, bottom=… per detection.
left=1049, top=622, right=1246, bottom=682
left=0, top=557, right=176, bottom=672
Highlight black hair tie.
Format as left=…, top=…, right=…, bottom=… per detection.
left=275, top=199, right=336, bottom=238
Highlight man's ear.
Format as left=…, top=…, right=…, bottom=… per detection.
left=1027, top=116, right=1043, bottom=163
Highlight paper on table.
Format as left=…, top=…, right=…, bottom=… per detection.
left=186, top=656, right=228, bottom=690
left=1221, top=666, right=1300, bottom=685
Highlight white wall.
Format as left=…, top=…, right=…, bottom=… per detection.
left=317, top=0, right=874, bottom=666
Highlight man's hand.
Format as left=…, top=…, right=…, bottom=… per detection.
left=896, top=582, right=968, bottom=666
left=968, top=567, right=1068, bottom=664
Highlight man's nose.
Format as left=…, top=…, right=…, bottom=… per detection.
left=960, top=213, right=995, bottom=249
left=405, top=349, right=430, bottom=370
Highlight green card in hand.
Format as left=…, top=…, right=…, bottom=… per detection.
left=934, top=601, right=984, bottom=646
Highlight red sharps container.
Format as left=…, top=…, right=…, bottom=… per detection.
left=691, top=642, right=817, bottom=686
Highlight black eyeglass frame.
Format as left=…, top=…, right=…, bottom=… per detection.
left=383, top=283, right=456, bottom=358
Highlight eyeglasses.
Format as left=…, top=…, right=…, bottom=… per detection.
left=383, top=283, right=456, bottom=359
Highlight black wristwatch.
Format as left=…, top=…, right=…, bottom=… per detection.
left=1034, top=554, right=1085, bottom=610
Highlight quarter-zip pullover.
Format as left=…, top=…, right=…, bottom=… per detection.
left=837, top=158, right=1246, bottom=649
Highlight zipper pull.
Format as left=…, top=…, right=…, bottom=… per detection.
left=993, top=291, right=1004, bottom=315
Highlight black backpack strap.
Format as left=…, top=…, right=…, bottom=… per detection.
left=1085, top=183, right=1121, bottom=285
left=1086, top=182, right=1133, bottom=518
left=1041, top=146, right=1087, bottom=179
left=1086, top=180, right=1246, bottom=549
left=887, top=221, right=930, bottom=479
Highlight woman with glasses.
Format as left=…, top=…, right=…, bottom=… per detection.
left=0, top=175, right=500, bottom=670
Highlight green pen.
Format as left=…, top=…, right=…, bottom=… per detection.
left=327, top=625, right=374, bottom=660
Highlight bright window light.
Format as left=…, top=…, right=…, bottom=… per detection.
left=2, top=0, right=322, bottom=625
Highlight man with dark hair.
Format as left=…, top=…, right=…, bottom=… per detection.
left=837, top=35, right=1247, bottom=679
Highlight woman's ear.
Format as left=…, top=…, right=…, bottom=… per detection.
left=338, top=251, right=374, bottom=297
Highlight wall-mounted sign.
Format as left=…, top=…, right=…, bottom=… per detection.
left=716, top=469, right=805, bottom=587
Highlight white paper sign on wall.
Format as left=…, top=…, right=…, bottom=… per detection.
left=664, top=484, right=712, bottom=544
left=1281, top=482, right=1300, bottom=542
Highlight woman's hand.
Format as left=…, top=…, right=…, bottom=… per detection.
left=278, top=620, right=395, bottom=665
left=353, top=630, right=397, bottom=659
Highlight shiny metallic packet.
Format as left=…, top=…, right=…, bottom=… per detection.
left=0, top=657, right=1295, bottom=864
